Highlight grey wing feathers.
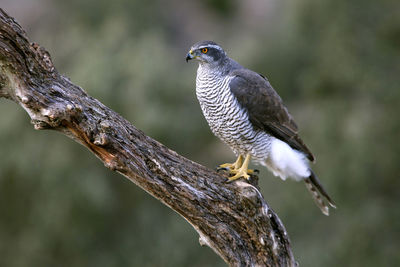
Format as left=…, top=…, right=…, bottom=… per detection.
left=229, top=68, right=315, bottom=162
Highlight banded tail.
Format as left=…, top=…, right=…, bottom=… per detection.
left=304, top=171, right=336, bottom=216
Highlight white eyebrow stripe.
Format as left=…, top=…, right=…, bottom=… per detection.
left=199, top=44, right=223, bottom=51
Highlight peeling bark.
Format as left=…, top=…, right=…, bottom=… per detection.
left=0, top=9, right=296, bottom=267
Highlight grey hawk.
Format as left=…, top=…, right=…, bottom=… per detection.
left=186, top=40, right=335, bottom=215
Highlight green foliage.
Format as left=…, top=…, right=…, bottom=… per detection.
left=1, top=0, right=399, bottom=266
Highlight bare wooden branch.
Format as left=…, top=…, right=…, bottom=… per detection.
left=0, top=9, right=296, bottom=267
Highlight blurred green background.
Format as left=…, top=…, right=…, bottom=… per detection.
left=1, top=0, right=399, bottom=266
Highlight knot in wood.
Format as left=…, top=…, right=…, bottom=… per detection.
left=100, top=120, right=111, bottom=129
left=20, top=95, right=30, bottom=103
left=92, top=120, right=113, bottom=146
left=94, top=132, right=108, bottom=146
left=39, top=105, right=70, bottom=127
left=66, top=103, right=83, bottom=118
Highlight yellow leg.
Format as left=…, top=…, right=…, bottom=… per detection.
left=228, top=154, right=252, bottom=181
left=219, top=155, right=243, bottom=171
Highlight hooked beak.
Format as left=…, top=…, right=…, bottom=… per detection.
left=186, top=49, right=194, bottom=62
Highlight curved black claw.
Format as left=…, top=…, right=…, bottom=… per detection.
left=216, top=166, right=230, bottom=172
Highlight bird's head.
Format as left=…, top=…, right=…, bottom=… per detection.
left=186, top=41, right=227, bottom=66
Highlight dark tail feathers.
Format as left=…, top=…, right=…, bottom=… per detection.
left=304, top=171, right=336, bottom=216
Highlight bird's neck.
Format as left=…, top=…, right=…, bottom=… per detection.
left=197, top=63, right=224, bottom=79
left=197, top=57, right=242, bottom=77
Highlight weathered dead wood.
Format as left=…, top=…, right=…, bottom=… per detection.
left=0, top=9, right=296, bottom=267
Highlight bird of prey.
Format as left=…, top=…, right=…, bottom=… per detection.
left=186, top=40, right=336, bottom=215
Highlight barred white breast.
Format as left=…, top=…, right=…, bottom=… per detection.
left=196, top=64, right=272, bottom=164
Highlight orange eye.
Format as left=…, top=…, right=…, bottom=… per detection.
left=201, top=48, right=208, bottom=53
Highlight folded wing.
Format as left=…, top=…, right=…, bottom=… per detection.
left=229, top=69, right=315, bottom=162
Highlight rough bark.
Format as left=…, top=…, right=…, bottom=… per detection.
left=0, top=9, right=296, bottom=267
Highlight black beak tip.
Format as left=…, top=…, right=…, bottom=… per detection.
left=185, top=53, right=192, bottom=63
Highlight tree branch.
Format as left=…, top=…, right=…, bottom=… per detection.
left=0, top=9, right=296, bottom=267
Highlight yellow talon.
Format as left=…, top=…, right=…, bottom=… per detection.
left=230, top=168, right=256, bottom=175
left=227, top=154, right=252, bottom=181
left=218, top=155, right=243, bottom=171
left=228, top=170, right=250, bottom=181
left=218, top=154, right=254, bottom=181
